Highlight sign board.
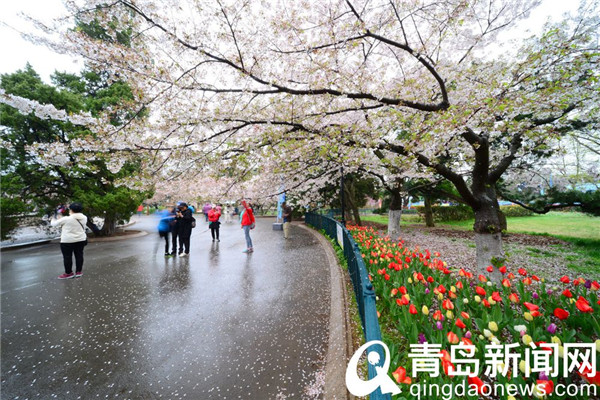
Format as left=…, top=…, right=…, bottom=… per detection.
left=337, top=224, right=344, bottom=249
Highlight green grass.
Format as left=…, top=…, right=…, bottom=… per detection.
left=362, top=211, right=600, bottom=277
left=441, top=212, right=600, bottom=240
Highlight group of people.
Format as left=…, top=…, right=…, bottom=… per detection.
left=51, top=198, right=286, bottom=279
left=157, top=200, right=256, bottom=256
left=157, top=202, right=195, bottom=257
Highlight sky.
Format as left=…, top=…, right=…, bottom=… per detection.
left=0, top=0, right=581, bottom=83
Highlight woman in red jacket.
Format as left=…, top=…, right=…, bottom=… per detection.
left=240, top=200, right=255, bottom=253
left=208, top=204, right=222, bottom=242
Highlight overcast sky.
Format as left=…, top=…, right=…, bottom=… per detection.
left=0, top=0, right=581, bottom=83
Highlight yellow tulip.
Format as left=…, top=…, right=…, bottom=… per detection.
left=558, top=346, right=565, bottom=358
left=488, top=321, right=499, bottom=332
left=446, top=310, right=454, bottom=320
left=437, top=293, right=443, bottom=301
left=519, top=360, right=530, bottom=375
left=551, top=336, right=562, bottom=345
left=422, top=305, right=429, bottom=315
left=523, top=334, right=533, bottom=345
left=484, top=329, right=493, bottom=338
left=488, top=296, right=497, bottom=305
left=475, top=295, right=481, bottom=303
left=595, top=339, right=600, bottom=353
left=450, top=286, right=456, bottom=293
left=524, top=312, right=533, bottom=322
left=408, top=278, right=413, bottom=284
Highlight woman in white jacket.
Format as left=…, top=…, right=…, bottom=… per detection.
left=51, top=202, right=88, bottom=279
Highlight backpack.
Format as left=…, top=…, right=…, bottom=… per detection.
left=191, top=216, right=196, bottom=228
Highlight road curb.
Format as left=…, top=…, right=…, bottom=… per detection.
left=297, top=223, right=353, bottom=400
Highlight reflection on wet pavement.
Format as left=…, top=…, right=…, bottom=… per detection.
left=1, top=217, right=331, bottom=399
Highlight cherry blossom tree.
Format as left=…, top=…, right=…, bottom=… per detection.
left=7, top=0, right=599, bottom=273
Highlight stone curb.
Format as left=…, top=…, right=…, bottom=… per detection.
left=1, top=225, right=147, bottom=250
left=297, top=223, right=353, bottom=400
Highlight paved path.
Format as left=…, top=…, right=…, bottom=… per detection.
left=1, top=217, right=336, bottom=399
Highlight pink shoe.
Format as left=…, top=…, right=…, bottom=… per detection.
left=75, top=272, right=83, bottom=278
left=58, top=273, right=75, bottom=279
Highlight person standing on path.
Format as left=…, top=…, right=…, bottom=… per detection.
left=51, top=202, right=88, bottom=279
left=176, top=203, right=194, bottom=256
left=170, top=207, right=180, bottom=256
left=208, top=204, right=222, bottom=242
left=239, top=200, right=255, bottom=253
left=282, top=202, right=292, bottom=239
left=224, top=204, right=232, bottom=223
left=202, top=202, right=211, bottom=222
left=158, top=208, right=175, bottom=256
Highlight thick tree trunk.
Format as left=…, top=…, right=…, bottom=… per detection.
left=473, top=189, right=505, bottom=281
left=99, top=215, right=117, bottom=236
left=387, top=187, right=403, bottom=238
left=424, top=196, right=435, bottom=227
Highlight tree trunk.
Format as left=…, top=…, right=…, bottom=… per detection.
left=99, top=214, right=117, bottom=236
left=387, top=187, right=403, bottom=238
left=424, top=196, right=435, bottom=227
left=473, top=189, right=505, bottom=281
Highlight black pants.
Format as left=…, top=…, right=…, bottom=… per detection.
left=159, top=231, right=170, bottom=253
left=179, top=235, right=191, bottom=254
left=171, top=231, right=179, bottom=254
left=60, top=241, right=86, bottom=274
left=210, top=225, right=220, bottom=240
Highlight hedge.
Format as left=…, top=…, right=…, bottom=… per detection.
left=414, top=204, right=534, bottom=222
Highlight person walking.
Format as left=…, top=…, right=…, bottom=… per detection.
left=202, top=202, right=211, bottom=222
left=208, top=204, right=222, bottom=242
left=282, top=202, right=292, bottom=239
left=176, top=203, right=194, bottom=256
left=224, top=204, right=232, bottom=223
left=158, top=208, right=175, bottom=256
left=51, top=202, right=88, bottom=279
left=240, top=200, right=255, bottom=253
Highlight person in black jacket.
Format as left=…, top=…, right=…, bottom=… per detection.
left=176, top=202, right=194, bottom=256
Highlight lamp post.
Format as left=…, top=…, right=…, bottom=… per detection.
left=340, top=166, right=346, bottom=227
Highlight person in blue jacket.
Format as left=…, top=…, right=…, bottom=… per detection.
left=158, top=207, right=175, bottom=256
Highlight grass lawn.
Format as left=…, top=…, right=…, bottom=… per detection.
left=362, top=212, right=600, bottom=277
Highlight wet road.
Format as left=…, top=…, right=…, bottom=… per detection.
left=1, top=217, right=331, bottom=399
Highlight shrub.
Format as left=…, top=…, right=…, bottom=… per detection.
left=500, top=205, right=535, bottom=217
left=414, top=205, right=474, bottom=222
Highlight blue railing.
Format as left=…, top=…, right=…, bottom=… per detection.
left=305, top=212, right=391, bottom=400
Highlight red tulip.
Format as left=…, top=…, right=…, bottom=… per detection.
left=461, top=311, right=470, bottom=320
left=562, top=289, right=573, bottom=298
left=499, top=266, right=507, bottom=274
left=578, top=365, right=600, bottom=386
left=442, top=299, right=454, bottom=310
left=523, top=302, right=539, bottom=312
left=492, top=292, right=502, bottom=302
left=482, top=299, right=491, bottom=308
left=523, top=277, right=533, bottom=285
left=447, top=331, right=459, bottom=344
left=553, top=308, right=570, bottom=320
left=467, top=376, right=485, bottom=394
left=409, top=304, right=418, bottom=315
left=456, top=318, right=466, bottom=329
left=392, top=366, right=412, bottom=384
left=502, top=279, right=511, bottom=288
left=476, top=286, right=486, bottom=296
left=509, top=293, right=520, bottom=303
left=559, top=276, right=570, bottom=284
left=576, top=296, right=594, bottom=313
left=536, top=380, right=554, bottom=395
left=518, top=268, right=527, bottom=276
left=486, top=266, right=494, bottom=273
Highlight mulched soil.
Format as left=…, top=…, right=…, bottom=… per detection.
left=360, top=221, right=596, bottom=281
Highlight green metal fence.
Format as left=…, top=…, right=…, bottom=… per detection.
left=305, top=212, right=391, bottom=400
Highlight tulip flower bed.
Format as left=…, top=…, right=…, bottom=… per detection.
left=349, top=225, right=600, bottom=399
